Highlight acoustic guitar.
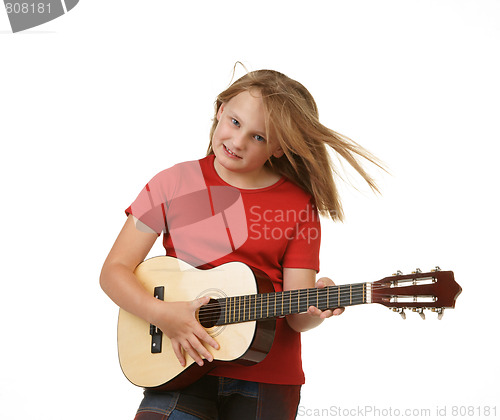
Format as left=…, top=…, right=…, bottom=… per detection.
left=117, top=256, right=462, bottom=389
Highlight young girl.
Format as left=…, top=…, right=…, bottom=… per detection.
left=100, top=69, right=381, bottom=419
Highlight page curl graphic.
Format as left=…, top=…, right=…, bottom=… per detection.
left=129, top=161, right=248, bottom=268
left=4, top=0, right=78, bottom=33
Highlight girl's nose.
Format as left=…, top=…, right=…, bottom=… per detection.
left=231, top=132, right=246, bottom=149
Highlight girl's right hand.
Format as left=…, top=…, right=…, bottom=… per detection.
left=151, top=297, right=220, bottom=368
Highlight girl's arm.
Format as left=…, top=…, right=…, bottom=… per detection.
left=283, top=267, right=344, bottom=332
left=100, top=215, right=219, bottom=367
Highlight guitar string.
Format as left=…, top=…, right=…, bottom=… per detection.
left=196, top=284, right=419, bottom=313
left=195, top=285, right=421, bottom=323
left=196, top=283, right=403, bottom=313
left=196, top=290, right=368, bottom=322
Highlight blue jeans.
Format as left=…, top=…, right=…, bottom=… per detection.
left=134, top=375, right=301, bottom=420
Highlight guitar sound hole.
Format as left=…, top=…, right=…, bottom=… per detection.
left=199, top=298, right=221, bottom=328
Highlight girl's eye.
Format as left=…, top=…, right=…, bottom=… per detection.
left=231, top=118, right=240, bottom=127
left=254, top=135, right=266, bottom=143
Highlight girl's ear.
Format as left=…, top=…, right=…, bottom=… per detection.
left=272, top=147, right=284, bottom=158
left=217, top=103, right=225, bottom=121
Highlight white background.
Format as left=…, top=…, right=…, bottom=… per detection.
left=1, top=1, right=499, bottom=419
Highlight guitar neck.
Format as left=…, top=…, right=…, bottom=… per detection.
left=212, top=283, right=372, bottom=326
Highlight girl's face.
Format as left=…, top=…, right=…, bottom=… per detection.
left=211, top=90, right=283, bottom=186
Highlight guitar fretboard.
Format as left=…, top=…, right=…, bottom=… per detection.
left=214, top=283, right=371, bottom=326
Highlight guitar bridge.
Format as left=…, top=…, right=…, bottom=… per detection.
left=150, top=286, right=164, bottom=354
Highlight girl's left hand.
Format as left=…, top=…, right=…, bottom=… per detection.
left=307, top=277, right=345, bottom=318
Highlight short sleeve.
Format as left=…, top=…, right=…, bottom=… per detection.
left=125, top=167, right=179, bottom=235
left=281, top=200, right=321, bottom=271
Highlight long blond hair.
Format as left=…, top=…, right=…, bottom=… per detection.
left=207, top=69, right=383, bottom=221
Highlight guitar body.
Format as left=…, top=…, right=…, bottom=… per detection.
left=117, top=256, right=276, bottom=390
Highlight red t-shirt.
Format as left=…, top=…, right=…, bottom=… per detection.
left=126, top=154, right=321, bottom=384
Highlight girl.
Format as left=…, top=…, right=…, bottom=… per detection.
left=100, top=69, right=381, bottom=419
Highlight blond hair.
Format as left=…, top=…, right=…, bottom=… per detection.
left=207, top=69, right=383, bottom=221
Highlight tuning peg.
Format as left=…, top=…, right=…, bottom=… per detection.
left=431, top=307, right=445, bottom=319
left=392, top=270, right=403, bottom=276
left=437, top=308, right=444, bottom=320
left=392, top=307, right=406, bottom=319
left=410, top=307, right=425, bottom=319
left=412, top=268, right=422, bottom=274
left=431, top=266, right=441, bottom=272
left=418, top=308, right=425, bottom=320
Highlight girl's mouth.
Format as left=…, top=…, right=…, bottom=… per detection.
left=223, top=144, right=242, bottom=159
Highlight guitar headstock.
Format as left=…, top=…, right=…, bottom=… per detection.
left=372, top=267, right=462, bottom=319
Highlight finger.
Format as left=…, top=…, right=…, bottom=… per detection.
left=171, top=341, right=186, bottom=367
left=189, top=335, right=215, bottom=363
left=308, top=306, right=323, bottom=317
left=197, top=330, right=220, bottom=351
left=316, top=277, right=335, bottom=288
left=308, top=306, right=340, bottom=318
left=193, top=296, right=211, bottom=309
left=320, top=309, right=335, bottom=319
left=332, top=307, right=345, bottom=316
left=191, top=299, right=220, bottom=350
left=192, top=320, right=220, bottom=351
left=182, top=340, right=205, bottom=367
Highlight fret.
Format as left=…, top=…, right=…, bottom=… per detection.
left=235, top=296, right=239, bottom=322
left=216, top=282, right=370, bottom=326
left=300, top=289, right=308, bottom=313
left=353, top=283, right=366, bottom=305
left=231, top=296, right=235, bottom=323
left=224, top=298, right=228, bottom=324
left=339, top=285, right=349, bottom=307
